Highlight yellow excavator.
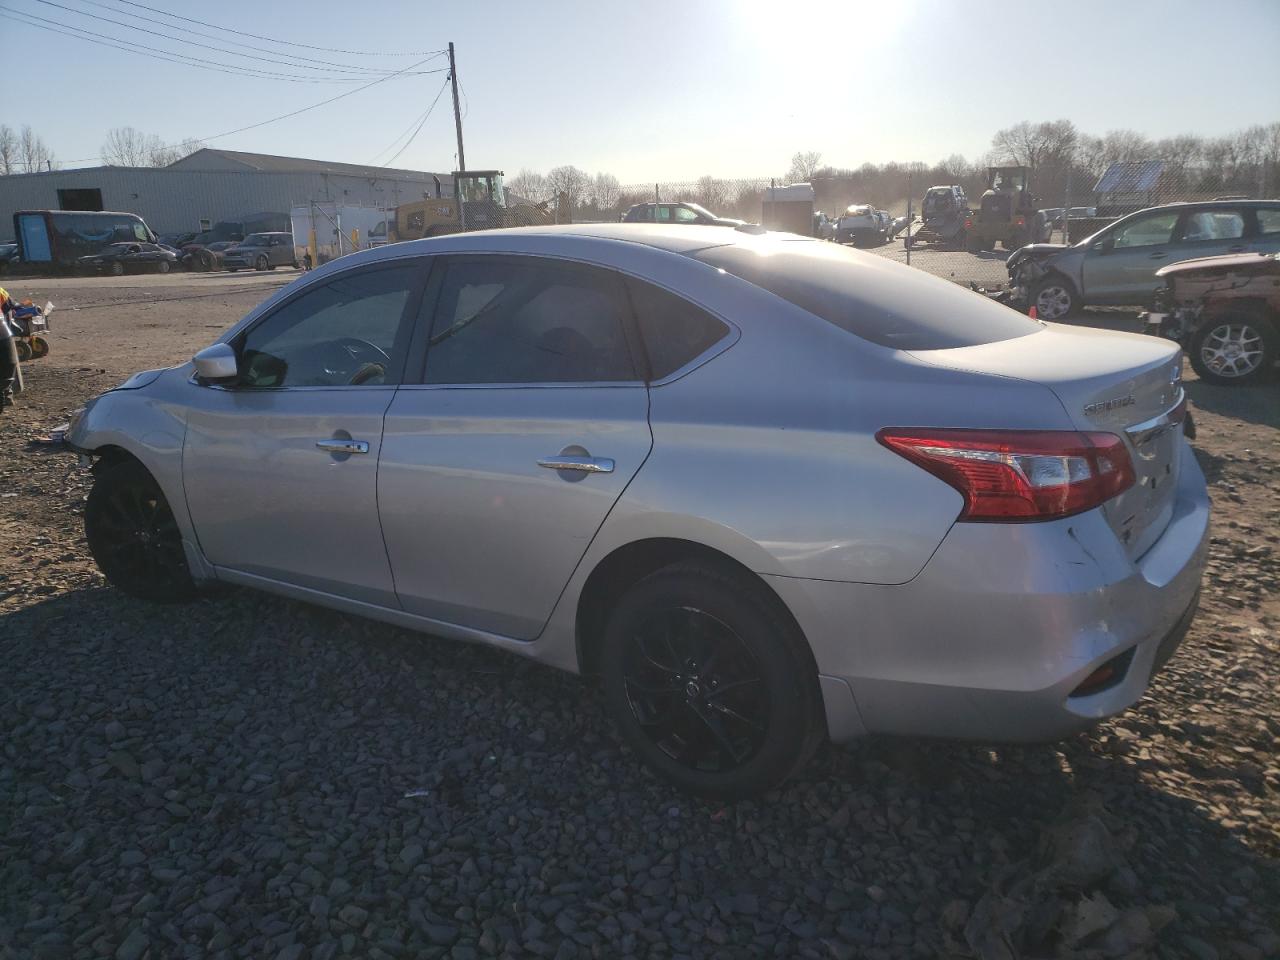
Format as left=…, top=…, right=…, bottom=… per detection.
left=385, top=170, right=556, bottom=242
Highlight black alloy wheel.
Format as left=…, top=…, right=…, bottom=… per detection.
left=622, top=606, right=771, bottom=772
left=85, top=459, right=197, bottom=603
left=600, top=562, right=822, bottom=799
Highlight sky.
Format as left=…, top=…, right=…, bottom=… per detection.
left=4, top=0, right=1279, bottom=183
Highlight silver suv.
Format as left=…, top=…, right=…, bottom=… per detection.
left=1008, top=200, right=1280, bottom=319
left=222, top=232, right=299, bottom=272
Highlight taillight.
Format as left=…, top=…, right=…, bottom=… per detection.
left=876, top=428, right=1136, bottom=521
left=965, top=217, right=973, bottom=229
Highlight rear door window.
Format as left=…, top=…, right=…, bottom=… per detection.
left=1179, top=210, right=1244, bottom=242
left=421, top=256, right=639, bottom=384
left=695, top=239, right=1040, bottom=350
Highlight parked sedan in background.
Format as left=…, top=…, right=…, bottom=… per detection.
left=0, top=241, right=19, bottom=275
left=221, top=232, right=299, bottom=272
left=621, top=202, right=744, bottom=227
left=78, top=242, right=178, bottom=276
left=1008, top=200, right=1280, bottom=320
left=67, top=224, right=1207, bottom=799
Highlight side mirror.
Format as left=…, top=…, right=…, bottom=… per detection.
left=1092, top=240, right=1111, bottom=254
left=193, top=343, right=238, bottom=382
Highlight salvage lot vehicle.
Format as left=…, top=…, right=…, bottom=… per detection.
left=1144, top=250, right=1280, bottom=385
left=77, top=241, right=178, bottom=276
left=1008, top=200, right=1280, bottom=321
left=221, top=232, right=300, bottom=272
left=835, top=204, right=886, bottom=246
left=968, top=166, right=1047, bottom=252
left=66, top=224, right=1208, bottom=799
left=622, top=202, right=743, bottom=227
left=908, top=185, right=969, bottom=249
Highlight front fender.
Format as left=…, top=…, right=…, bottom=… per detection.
left=67, top=374, right=213, bottom=581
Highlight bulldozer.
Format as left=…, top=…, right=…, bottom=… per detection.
left=386, top=170, right=556, bottom=242
left=965, top=166, right=1046, bottom=252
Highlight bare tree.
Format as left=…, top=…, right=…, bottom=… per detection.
left=18, top=125, right=56, bottom=173
left=102, top=127, right=202, bottom=167
left=102, top=126, right=151, bottom=166
left=591, top=172, right=621, bottom=211
left=0, top=125, right=17, bottom=175
left=507, top=169, right=549, bottom=204
left=546, top=164, right=590, bottom=210
left=694, top=175, right=731, bottom=213
left=786, top=150, right=822, bottom=183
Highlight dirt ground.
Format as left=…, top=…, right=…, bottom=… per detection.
left=1, top=272, right=1277, bottom=960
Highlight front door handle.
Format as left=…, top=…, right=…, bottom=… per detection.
left=537, top=456, right=614, bottom=474
left=316, top=439, right=369, bottom=455
left=1149, top=252, right=1167, bottom=259
left=1227, top=245, right=1246, bottom=253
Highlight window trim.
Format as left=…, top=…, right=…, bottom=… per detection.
left=404, top=252, right=651, bottom=389
left=218, top=257, right=431, bottom=392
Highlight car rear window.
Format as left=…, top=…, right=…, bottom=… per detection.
left=694, top=240, right=1041, bottom=350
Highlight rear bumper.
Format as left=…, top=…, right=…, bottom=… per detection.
left=770, top=439, right=1210, bottom=743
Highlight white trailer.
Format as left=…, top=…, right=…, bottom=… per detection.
left=290, top=203, right=391, bottom=265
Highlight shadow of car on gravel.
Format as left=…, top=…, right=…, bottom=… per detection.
left=3, top=585, right=1276, bottom=958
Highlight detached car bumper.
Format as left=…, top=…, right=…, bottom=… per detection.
left=768, top=439, right=1210, bottom=743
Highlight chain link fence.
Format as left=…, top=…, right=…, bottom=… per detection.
left=552, top=159, right=1277, bottom=296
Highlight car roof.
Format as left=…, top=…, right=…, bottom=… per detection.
left=428, top=222, right=756, bottom=253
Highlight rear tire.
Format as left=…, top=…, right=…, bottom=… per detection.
left=1189, top=314, right=1276, bottom=386
left=15, top=339, right=32, bottom=362
left=110, top=262, right=124, bottom=276
left=255, top=255, right=268, bottom=271
left=85, top=459, right=197, bottom=603
left=30, top=336, right=49, bottom=359
left=598, top=562, right=823, bottom=799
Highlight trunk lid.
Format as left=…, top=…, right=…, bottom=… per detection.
left=910, top=323, right=1185, bottom=559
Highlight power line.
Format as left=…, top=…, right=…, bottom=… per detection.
left=75, top=0, right=443, bottom=73
left=55, top=53, right=444, bottom=164
left=28, top=0, right=429, bottom=76
left=0, top=8, right=394, bottom=83
left=377, top=77, right=451, bottom=168
left=103, top=0, right=442, bottom=56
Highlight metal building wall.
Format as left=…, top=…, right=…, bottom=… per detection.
left=0, top=167, right=438, bottom=238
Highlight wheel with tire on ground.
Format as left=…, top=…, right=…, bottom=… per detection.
left=598, top=560, right=824, bottom=799
left=1189, top=312, right=1277, bottom=386
left=1031, top=275, right=1078, bottom=321
left=256, top=255, right=269, bottom=271
left=85, top=458, right=198, bottom=603
left=110, top=262, right=124, bottom=276
left=157, top=260, right=170, bottom=274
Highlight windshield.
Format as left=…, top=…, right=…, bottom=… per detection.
left=843, top=205, right=872, bottom=217
left=695, top=239, right=1041, bottom=350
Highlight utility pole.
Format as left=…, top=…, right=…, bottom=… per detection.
left=448, top=42, right=465, bottom=173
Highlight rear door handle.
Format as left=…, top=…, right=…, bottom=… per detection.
left=1148, top=252, right=1167, bottom=260
left=537, top=456, right=614, bottom=474
left=316, top=439, right=369, bottom=455
left=1227, top=245, right=1246, bottom=253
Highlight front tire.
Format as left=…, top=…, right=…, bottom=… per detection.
left=255, top=255, right=268, bottom=271
left=157, top=260, right=170, bottom=274
left=1189, top=314, right=1276, bottom=386
left=110, top=262, right=124, bottom=276
left=1032, top=275, right=1078, bottom=321
left=85, top=459, right=197, bottom=603
left=599, top=562, right=822, bottom=799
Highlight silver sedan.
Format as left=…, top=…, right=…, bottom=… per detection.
left=66, top=224, right=1209, bottom=799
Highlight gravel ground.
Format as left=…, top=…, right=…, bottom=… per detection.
left=1, top=276, right=1278, bottom=960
